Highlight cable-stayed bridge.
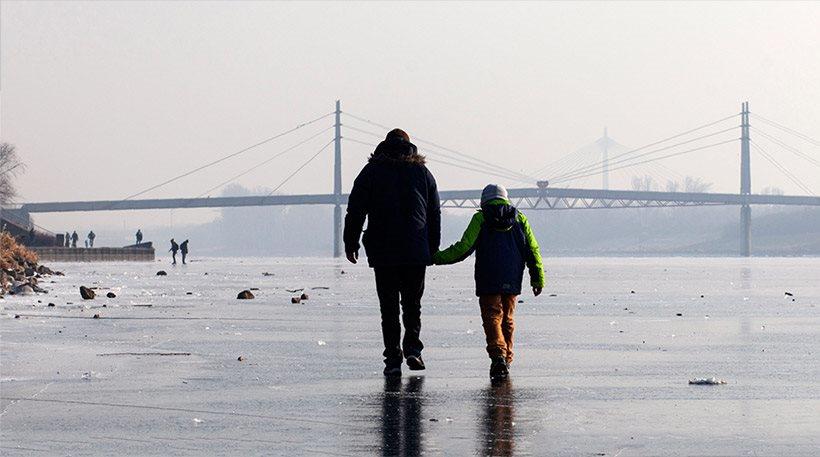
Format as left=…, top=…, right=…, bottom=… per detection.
left=4, top=101, right=820, bottom=257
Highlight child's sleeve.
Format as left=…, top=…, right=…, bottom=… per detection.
left=518, top=212, right=545, bottom=288
left=432, top=212, right=484, bottom=265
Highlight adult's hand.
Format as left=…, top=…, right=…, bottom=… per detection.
left=532, top=287, right=542, bottom=297
left=346, top=250, right=359, bottom=264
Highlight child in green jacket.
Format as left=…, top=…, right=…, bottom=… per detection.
left=433, top=184, right=545, bottom=379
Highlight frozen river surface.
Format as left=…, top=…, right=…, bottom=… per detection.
left=1, top=257, right=819, bottom=456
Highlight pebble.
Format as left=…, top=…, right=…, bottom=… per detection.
left=237, top=290, right=255, bottom=300
left=79, top=286, right=95, bottom=300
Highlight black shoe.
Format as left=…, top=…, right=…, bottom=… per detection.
left=406, top=355, right=425, bottom=371
left=383, top=366, right=402, bottom=377
left=489, top=357, right=509, bottom=379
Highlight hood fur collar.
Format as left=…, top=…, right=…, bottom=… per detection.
left=369, top=138, right=426, bottom=165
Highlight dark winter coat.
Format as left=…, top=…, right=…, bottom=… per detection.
left=344, top=137, right=441, bottom=267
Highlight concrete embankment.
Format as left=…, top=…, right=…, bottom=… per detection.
left=32, top=246, right=155, bottom=262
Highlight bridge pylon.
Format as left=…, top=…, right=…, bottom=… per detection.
left=740, top=101, right=751, bottom=257
left=333, top=100, right=343, bottom=258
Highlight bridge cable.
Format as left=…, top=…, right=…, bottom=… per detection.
left=342, top=111, right=536, bottom=182
left=540, top=146, right=601, bottom=180
left=551, top=138, right=739, bottom=185
left=531, top=145, right=594, bottom=177
left=341, top=124, right=533, bottom=183
left=111, top=112, right=334, bottom=206
left=265, top=139, right=336, bottom=197
left=750, top=127, right=820, bottom=168
left=342, top=137, right=532, bottom=184
left=425, top=157, right=534, bottom=185
left=551, top=126, right=740, bottom=183
left=194, top=125, right=336, bottom=199
left=602, top=136, right=686, bottom=185
left=749, top=140, right=815, bottom=196
left=751, top=114, right=820, bottom=147
left=536, top=113, right=740, bottom=181
left=532, top=134, right=628, bottom=178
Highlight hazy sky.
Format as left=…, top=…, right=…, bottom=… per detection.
left=2, top=1, right=819, bottom=231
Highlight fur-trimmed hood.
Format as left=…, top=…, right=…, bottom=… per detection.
left=369, top=137, right=426, bottom=165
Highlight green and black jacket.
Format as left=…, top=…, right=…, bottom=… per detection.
left=433, top=199, right=545, bottom=296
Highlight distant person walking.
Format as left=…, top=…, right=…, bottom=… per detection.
left=71, top=231, right=79, bottom=248
left=344, top=128, right=441, bottom=377
left=180, top=239, right=189, bottom=264
left=64, top=232, right=70, bottom=247
left=135, top=229, right=143, bottom=245
left=169, top=238, right=179, bottom=265
left=87, top=230, right=96, bottom=248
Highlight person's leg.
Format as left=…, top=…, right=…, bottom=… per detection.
left=479, top=295, right=506, bottom=360
left=172, top=252, right=176, bottom=264
left=501, top=295, right=517, bottom=366
left=399, top=265, right=426, bottom=359
left=182, top=252, right=186, bottom=264
left=374, top=267, right=403, bottom=369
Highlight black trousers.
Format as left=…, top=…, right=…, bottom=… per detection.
left=374, top=265, right=426, bottom=366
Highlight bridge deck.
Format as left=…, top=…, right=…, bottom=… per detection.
left=14, top=188, right=820, bottom=213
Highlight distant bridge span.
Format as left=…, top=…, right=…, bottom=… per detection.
left=7, top=101, right=820, bottom=257
left=17, top=187, right=820, bottom=213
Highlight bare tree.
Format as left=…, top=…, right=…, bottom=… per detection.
left=761, top=186, right=784, bottom=195
left=631, top=175, right=657, bottom=191
left=683, top=176, right=712, bottom=193
left=1, top=143, right=25, bottom=205
left=665, top=180, right=681, bottom=193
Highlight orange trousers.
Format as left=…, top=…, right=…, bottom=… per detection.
left=479, top=294, right=517, bottom=364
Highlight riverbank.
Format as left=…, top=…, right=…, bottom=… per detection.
left=0, top=232, right=62, bottom=296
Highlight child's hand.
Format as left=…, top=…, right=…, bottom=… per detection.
left=532, top=287, right=542, bottom=297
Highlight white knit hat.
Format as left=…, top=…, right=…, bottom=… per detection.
left=480, top=184, right=508, bottom=205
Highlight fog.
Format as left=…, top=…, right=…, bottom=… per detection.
left=1, top=1, right=819, bottom=252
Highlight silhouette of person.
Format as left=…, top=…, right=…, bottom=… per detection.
left=479, top=379, right=515, bottom=457
left=180, top=240, right=189, bottom=265
left=64, top=232, right=70, bottom=247
left=71, top=231, right=79, bottom=248
left=87, top=230, right=96, bottom=248
left=28, top=227, right=35, bottom=244
left=169, top=238, right=179, bottom=265
left=135, top=229, right=143, bottom=245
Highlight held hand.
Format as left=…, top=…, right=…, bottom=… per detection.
left=533, top=287, right=542, bottom=297
left=346, top=250, right=359, bottom=264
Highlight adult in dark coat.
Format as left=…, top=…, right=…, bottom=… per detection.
left=180, top=240, right=189, bottom=265
left=344, top=128, right=441, bottom=376
left=169, top=238, right=179, bottom=265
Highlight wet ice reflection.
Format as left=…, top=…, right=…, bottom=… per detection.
left=479, top=378, right=516, bottom=457
left=378, top=376, right=425, bottom=456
